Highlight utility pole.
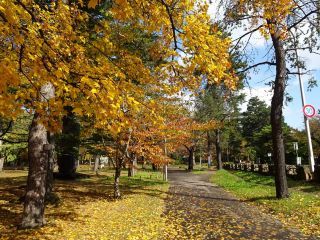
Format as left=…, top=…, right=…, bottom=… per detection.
left=295, top=48, right=315, bottom=172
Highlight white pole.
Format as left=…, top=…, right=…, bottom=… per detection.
left=163, top=138, right=168, bottom=181
left=296, top=49, right=315, bottom=172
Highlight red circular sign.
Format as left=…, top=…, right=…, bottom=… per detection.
left=303, top=104, right=316, bottom=118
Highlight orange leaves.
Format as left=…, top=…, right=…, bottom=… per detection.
left=88, top=0, right=100, bottom=9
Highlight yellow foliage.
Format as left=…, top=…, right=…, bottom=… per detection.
left=236, top=0, right=295, bottom=36
left=0, top=0, right=236, bottom=136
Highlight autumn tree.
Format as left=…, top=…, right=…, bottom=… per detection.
left=0, top=0, right=237, bottom=227
left=222, top=0, right=319, bottom=198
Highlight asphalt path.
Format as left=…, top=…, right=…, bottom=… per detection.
left=162, top=169, right=317, bottom=240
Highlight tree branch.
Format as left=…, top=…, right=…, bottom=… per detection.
left=288, top=9, right=318, bottom=30
left=0, top=121, right=13, bottom=138
left=236, top=61, right=276, bottom=74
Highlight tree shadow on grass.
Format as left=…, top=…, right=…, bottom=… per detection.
left=231, top=171, right=320, bottom=194
left=0, top=172, right=168, bottom=240
left=299, top=186, right=320, bottom=193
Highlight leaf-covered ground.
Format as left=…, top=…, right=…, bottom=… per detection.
left=1, top=167, right=318, bottom=239
left=0, top=168, right=168, bottom=240
left=212, top=170, right=320, bottom=238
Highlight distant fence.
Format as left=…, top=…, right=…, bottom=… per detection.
left=223, top=162, right=320, bottom=182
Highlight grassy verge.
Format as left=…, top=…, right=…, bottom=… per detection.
left=0, top=166, right=169, bottom=240
left=191, top=166, right=213, bottom=174
left=212, top=170, right=320, bottom=236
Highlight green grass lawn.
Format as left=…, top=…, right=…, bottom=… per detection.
left=212, top=170, right=320, bottom=237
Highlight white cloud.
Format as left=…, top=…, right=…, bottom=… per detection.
left=207, top=1, right=221, bottom=20
left=239, top=86, right=273, bottom=112
left=298, top=51, right=320, bottom=71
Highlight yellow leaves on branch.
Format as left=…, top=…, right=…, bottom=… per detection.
left=237, top=0, right=295, bottom=36
left=181, top=11, right=236, bottom=89
left=0, top=0, right=237, bottom=137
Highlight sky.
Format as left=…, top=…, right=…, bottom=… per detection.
left=236, top=32, right=320, bottom=130
left=208, top=3, right=320, bottom=130
left=242, top=58, right=320, bottom=130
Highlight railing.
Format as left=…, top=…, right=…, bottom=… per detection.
left=223, top=162, right=317, bottom=181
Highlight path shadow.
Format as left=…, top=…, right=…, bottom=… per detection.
left=245, top=196, right=278, bottom=202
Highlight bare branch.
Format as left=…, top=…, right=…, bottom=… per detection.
left=236, top=61, right=276, bottom=74
left=288, top=9, right=318, bottom=30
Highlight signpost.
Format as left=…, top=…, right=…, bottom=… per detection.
left=303, top=105, right=316, bottom=118
left=302, top=104, right=316, bottom=172
left=296, top=40, right=315, bottom=172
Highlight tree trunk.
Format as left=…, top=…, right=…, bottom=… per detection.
left=188, top=147, right=194, bottom=171
left=57, top=106, right=80, bottom=179
left=0, top=157, right=4, bottom=171
left=45, top=132, right=55, bottom=201
left=141, top=156, right=145, bottom=169
left=207, top=132, right=213, bottom=167
left=0, top=140, right=4, bottom=171
left=111, top=158, right=116, bottom=168
left=163, top=164, right=168, bottom=181
left=152, top=163, right=157, bottom=171
left=93, top=155, right=100, bottom=173
left=108, top=157, right=111, bottom=168
left=128, top=155, right=137, bottom=177
left=21, top=82, right=54, bottom=229
left=216, top=129, right=222, bottom=170
left=226, top=144, right=230, bottom=162
left=270, top=28, right=289, bottom=199
left=114, top=158, right=122, bottom=199
left=20, top=113, right=48, bottom=229
left=128, top=161, right=133, bottom=177
left=193, top=149, right=196, bottom=166
left=133, top=156, right=137, bottom=175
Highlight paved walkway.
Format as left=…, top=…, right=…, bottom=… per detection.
left=163, top=169, right=317, bottom=240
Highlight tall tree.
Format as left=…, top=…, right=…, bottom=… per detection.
left=1, top=0, right=237, bottom=227
left=195, top=84, right=244, bottom=169
left=21, top=83, right=54, bottom=229
left=241, top=97, right=271, bottom=160
left=242, top=97, right=270, bottom=143
left=223, top=0, right=319, bottom=198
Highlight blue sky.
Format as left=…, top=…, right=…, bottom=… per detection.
left=207, top=4, right=320, bottom=130
left=242, top=45, right=320, bottom=130
left=284, top=70, right=320, bottom=129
